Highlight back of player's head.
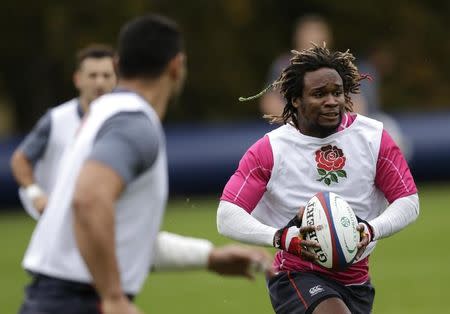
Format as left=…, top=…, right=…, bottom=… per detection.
left=75, top=44, right=115, bottom=70
left=118, top=14, right=183, bottom=80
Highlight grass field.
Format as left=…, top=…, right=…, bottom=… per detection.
left=1, top=183, right=449, bottom=313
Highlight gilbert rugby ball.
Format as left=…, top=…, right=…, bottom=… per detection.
left=301, top=191, right=360, bottom=270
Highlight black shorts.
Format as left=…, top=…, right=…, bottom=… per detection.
left=268, top=271, right=375, bottom=314
left=18, top=273, right=134, bottom=314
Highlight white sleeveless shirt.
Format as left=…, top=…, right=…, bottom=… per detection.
left=34, top=99, right=80, bottom=194
left=22, top=93, right=168, bottom=294
left=252, top=115, right=387, bottom=258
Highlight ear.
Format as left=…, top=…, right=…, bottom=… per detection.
left=167, top=52, right=186, bottom=80
left=292, top=97, right=301, bottom=108
left=73, top=70, right=81, bottom=89
left=113, top=56, right=119, bottom=76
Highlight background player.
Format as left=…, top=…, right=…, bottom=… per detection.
left=260, top=15, right=333, bottom=117
left=10, top=44, right=116, bottom=216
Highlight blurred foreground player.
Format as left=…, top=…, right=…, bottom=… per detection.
left=18, top=15, right=272, bottom=314
left=217, top=45, right=419, bottom=314
left=11, top=42, right=272, bottom=300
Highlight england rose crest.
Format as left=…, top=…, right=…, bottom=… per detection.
left=315, top=145, right=347, bottom=185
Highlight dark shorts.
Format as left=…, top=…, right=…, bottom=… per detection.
left=268, top=271, right=375, bottom=314
left=18, top=273, right=134, bottom=314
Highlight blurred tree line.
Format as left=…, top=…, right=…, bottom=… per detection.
left=0, top=0, right=449, bottom=132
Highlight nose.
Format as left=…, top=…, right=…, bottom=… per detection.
left=95, top=75, right=106, bottom=86
left=324, top=93, right=338, bottom=106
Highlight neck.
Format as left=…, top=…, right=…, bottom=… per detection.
left=297, top=118, right=339, bottom=138
left=117, top=77, right=171, bottom=120
left=78, top=97, right=90, bottom=114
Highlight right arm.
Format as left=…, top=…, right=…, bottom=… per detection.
left=74, top=161, right=142, bottom=314
left=10, top=112, right=52, bottom=213
left=217, top=200, right=276, bottom=246
left=74, top=112, right=158, bottom=314
left=10, top=150, right=35, bottom=187
left=217, top=136, right=275, bottom=245
left=216, top=136, right=318, bottom=259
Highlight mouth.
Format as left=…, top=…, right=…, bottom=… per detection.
left=320, top=112, right=340, bottom=119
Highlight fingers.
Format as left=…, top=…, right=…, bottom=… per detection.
left=214, top=245, right=275, bottom=280
left=33, top=195, right=48, bottom=214
left=300, top=248, right=318, bottom=262
left=295, top=225, right=320, bottom=263
left=355, top=225, right=370, bottom=260
left=299, top=225, right=316, bottom=235
left=301, top=239, right=320, bottom=249
left=356, top=223, right=370, bottom=248
left=297, top=238, right=320, bottom=262
left=355, top=246, right=367, bottom=261
left=248, top=249, right=275, bottom=278
left=247, top=259, right=271, bottom=280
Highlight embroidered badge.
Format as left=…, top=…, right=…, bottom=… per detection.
left=315, top=145, right=347, bottom=186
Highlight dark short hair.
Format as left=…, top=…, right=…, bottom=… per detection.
left=75, top=43, right=115, bottom=70
left=117, top=14, right=183, bottom=79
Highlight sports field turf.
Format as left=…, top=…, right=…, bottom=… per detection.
left=1, top=183, right=448, bottom=313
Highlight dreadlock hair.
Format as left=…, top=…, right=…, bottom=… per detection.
left=240, top=43, right=368, bottom=129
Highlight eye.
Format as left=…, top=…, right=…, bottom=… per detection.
left=313, top=91, right=324, bottom=98
left=333, top=90, right=343, bottom=97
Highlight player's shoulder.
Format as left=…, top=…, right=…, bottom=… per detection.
left=48, top=98, right=79, bottom=120
left=92, top=92, right=149, bottom=114
left=353, top=113, right=383, bottom=130
left=266, top=123, right=293, bottom=137
left=51, top=98, right=78, bottom=111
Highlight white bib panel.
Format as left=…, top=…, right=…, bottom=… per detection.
left=23, top=93, right=168, bottom=294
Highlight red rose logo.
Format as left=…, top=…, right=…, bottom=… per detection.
left=315, top=145, right=346, bottom=171
left=315, top=145, right=347, bottom=185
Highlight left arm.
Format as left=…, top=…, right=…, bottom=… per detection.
left=369, top=193, right=419, bottom=241
left=355, top=130, right=419, bottom=259
left=152, top=231, right=214, bottom=271
left=360, top=130, right=419, bottom=245
left=152, top=231, right=274, bottom=279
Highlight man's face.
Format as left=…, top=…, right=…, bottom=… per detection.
left=74, top=57, right=117, bottom=104
left=293, top=67, right=345, bottom=138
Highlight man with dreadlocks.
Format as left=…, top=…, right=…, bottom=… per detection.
left=217, top=45, right=419, bottom=314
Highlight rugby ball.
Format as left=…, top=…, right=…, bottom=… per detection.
left=301, top=192, right=360, bottom=270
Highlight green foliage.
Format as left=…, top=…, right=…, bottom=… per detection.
left=0, top=183, right=449, bottom=313
left=1, top=1, right=448, bottom=132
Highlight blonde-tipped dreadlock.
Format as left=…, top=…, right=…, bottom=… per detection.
left=240, top=43, right=368, bottom=129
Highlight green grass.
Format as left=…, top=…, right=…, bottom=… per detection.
left=0, top=183, right=449, bottom=313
